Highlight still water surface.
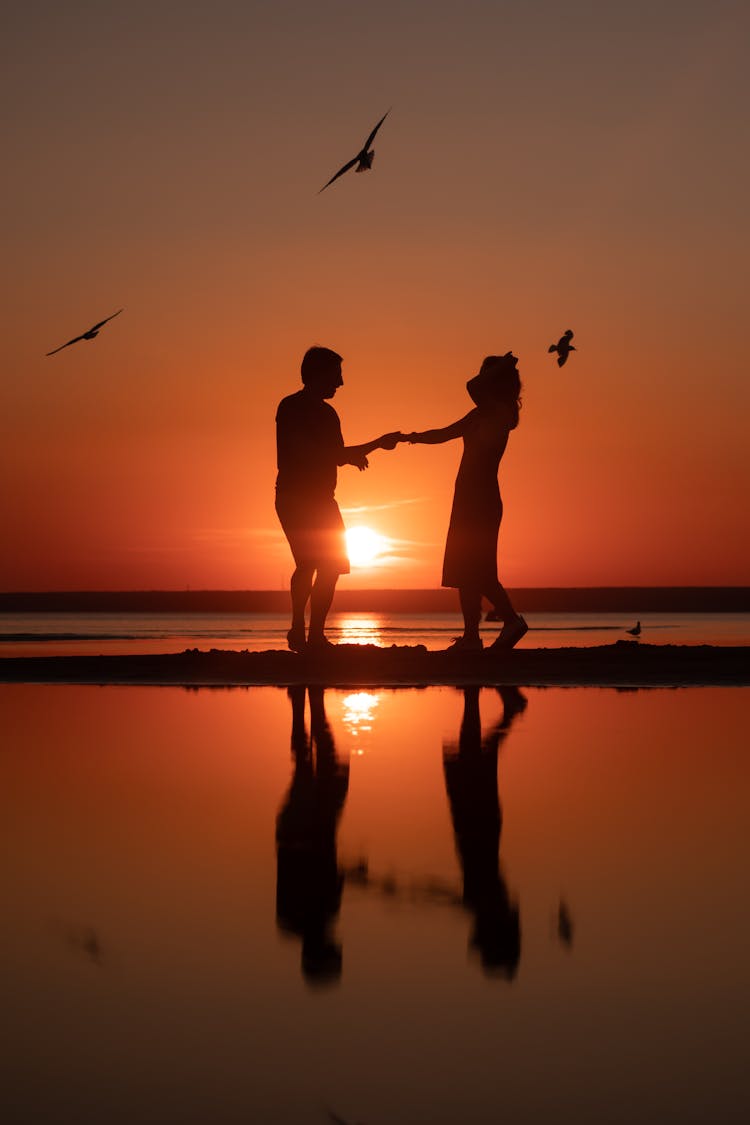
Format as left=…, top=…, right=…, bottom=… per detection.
left=2, top=685, right=748, bottom=1124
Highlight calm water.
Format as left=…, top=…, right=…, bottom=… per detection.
left=2, top=610, right=749, bottom=656
left=2, top=683, right=748, bottom=1124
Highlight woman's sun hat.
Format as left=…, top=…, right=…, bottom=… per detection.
left=466, top=351, right=519, bottom=406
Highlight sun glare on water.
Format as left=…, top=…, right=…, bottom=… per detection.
left=346, top=526, right=387, bottom=568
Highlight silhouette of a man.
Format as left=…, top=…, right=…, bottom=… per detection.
left=275, top=346, right=399, bottom=651
left=276, top=686, right=349, bottom=984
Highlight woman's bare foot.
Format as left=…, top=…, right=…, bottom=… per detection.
left=488, top=615, right=528, bottom=652
left=446, top=634, right=483, bottom=652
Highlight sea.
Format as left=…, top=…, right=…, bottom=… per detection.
left=2, top=608, right=750, bottom=657
left=3, top=601, right=749, bottom=1122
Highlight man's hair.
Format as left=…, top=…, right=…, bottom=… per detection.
left=301, top=346, right=342, bottom=386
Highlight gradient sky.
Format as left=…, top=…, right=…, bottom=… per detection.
left=2, top=0, right=748, bottom=590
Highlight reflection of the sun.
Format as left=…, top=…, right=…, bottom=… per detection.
left=333, top=614, right=383, bottom=646
left=340, top=691, right=381, bottom=756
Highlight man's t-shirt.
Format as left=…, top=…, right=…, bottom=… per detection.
left=275, top=389, right=344, bottom=499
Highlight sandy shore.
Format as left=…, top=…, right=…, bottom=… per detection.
left=0, top=641, right=747, bottom=687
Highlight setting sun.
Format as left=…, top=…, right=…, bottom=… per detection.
left=346, top=526, right=387, bottom=568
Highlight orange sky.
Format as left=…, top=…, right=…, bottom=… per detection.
left=2, top=1, right=748, bottom=590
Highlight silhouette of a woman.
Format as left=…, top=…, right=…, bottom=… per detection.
left=443, top=686, right=524, bottom=976
left=406, top=354, right=527, bottom=651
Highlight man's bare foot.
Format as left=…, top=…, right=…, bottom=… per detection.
left=306, top=635, right=336, bottom=652
left=287, top=627, right=307, bottom=653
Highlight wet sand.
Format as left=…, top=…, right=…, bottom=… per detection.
left=0, top=641, right=747, bottom=687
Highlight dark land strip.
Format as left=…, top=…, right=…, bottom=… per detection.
left=1, top=642, right=748, bottom=688
left=2, top=587, right=748, bottom=613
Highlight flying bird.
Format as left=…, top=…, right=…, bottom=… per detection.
left=627, top=620, right=642, bottom=636
left=319, top=110, right=390, bottom=192
left=548, top=329, right=576, bottom=367
left=46, top=308, right=124, bottom=356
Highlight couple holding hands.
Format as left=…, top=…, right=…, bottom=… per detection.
left=275, top=345, right=528, bottom=654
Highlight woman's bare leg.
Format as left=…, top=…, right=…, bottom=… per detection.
left=485, top=581, right=528, bottom=651
left=485, top=580, right=517, bottom=624
left=459, top=587, right=483, bottom=643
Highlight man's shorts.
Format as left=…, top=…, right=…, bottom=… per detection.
left=275, top=491, right=350, bottom=574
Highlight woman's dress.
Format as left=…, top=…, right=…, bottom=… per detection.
left=441, top=409, right=511, bottom=591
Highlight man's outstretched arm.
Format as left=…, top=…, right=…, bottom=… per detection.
left=339, top=432, right=403, bottom=470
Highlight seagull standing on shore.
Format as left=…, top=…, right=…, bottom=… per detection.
left=319, top=110, right=390, bottom=192
left=627, top=621, right=641, bottom=636
left=548, top=329, right=576, bottom=367
left=46, top=309, right=124, bottom=356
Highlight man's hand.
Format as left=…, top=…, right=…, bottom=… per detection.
left=343, top=432, right=405, bottom=468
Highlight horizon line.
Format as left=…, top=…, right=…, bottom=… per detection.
left=2, top=585, right=749, bottom=594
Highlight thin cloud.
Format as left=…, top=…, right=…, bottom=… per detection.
left=123, top=527, right=285, bottom=551
left=341, top=497, right=428, bottom=517
left=384, top=535, right=442, bottom=552
left=190, top=527, right=281, bottom=543
left=123, top=544, right=190, bottom=554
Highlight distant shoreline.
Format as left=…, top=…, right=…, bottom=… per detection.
left=1, top=642, right=748, bottom=688
left=1, top=588, right=749, bottom=614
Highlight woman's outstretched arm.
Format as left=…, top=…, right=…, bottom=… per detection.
left=405, top=413, right=473, bottom=445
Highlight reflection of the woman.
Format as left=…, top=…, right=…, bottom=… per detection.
left=443, top=685, right=526, bottom=978
left=276, top=686, right=349, bottom=986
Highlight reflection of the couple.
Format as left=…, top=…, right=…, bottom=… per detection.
left=275, top=684, right=527, bottom=983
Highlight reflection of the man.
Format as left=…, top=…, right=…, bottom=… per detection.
left=276, top=686, right=349, bottom=986
left=443, top=686, right=526, bottom=979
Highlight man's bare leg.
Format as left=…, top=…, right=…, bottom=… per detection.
left=308, top=566, right=339, bottom=646
left=288, top=564, right=314, bottom=650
